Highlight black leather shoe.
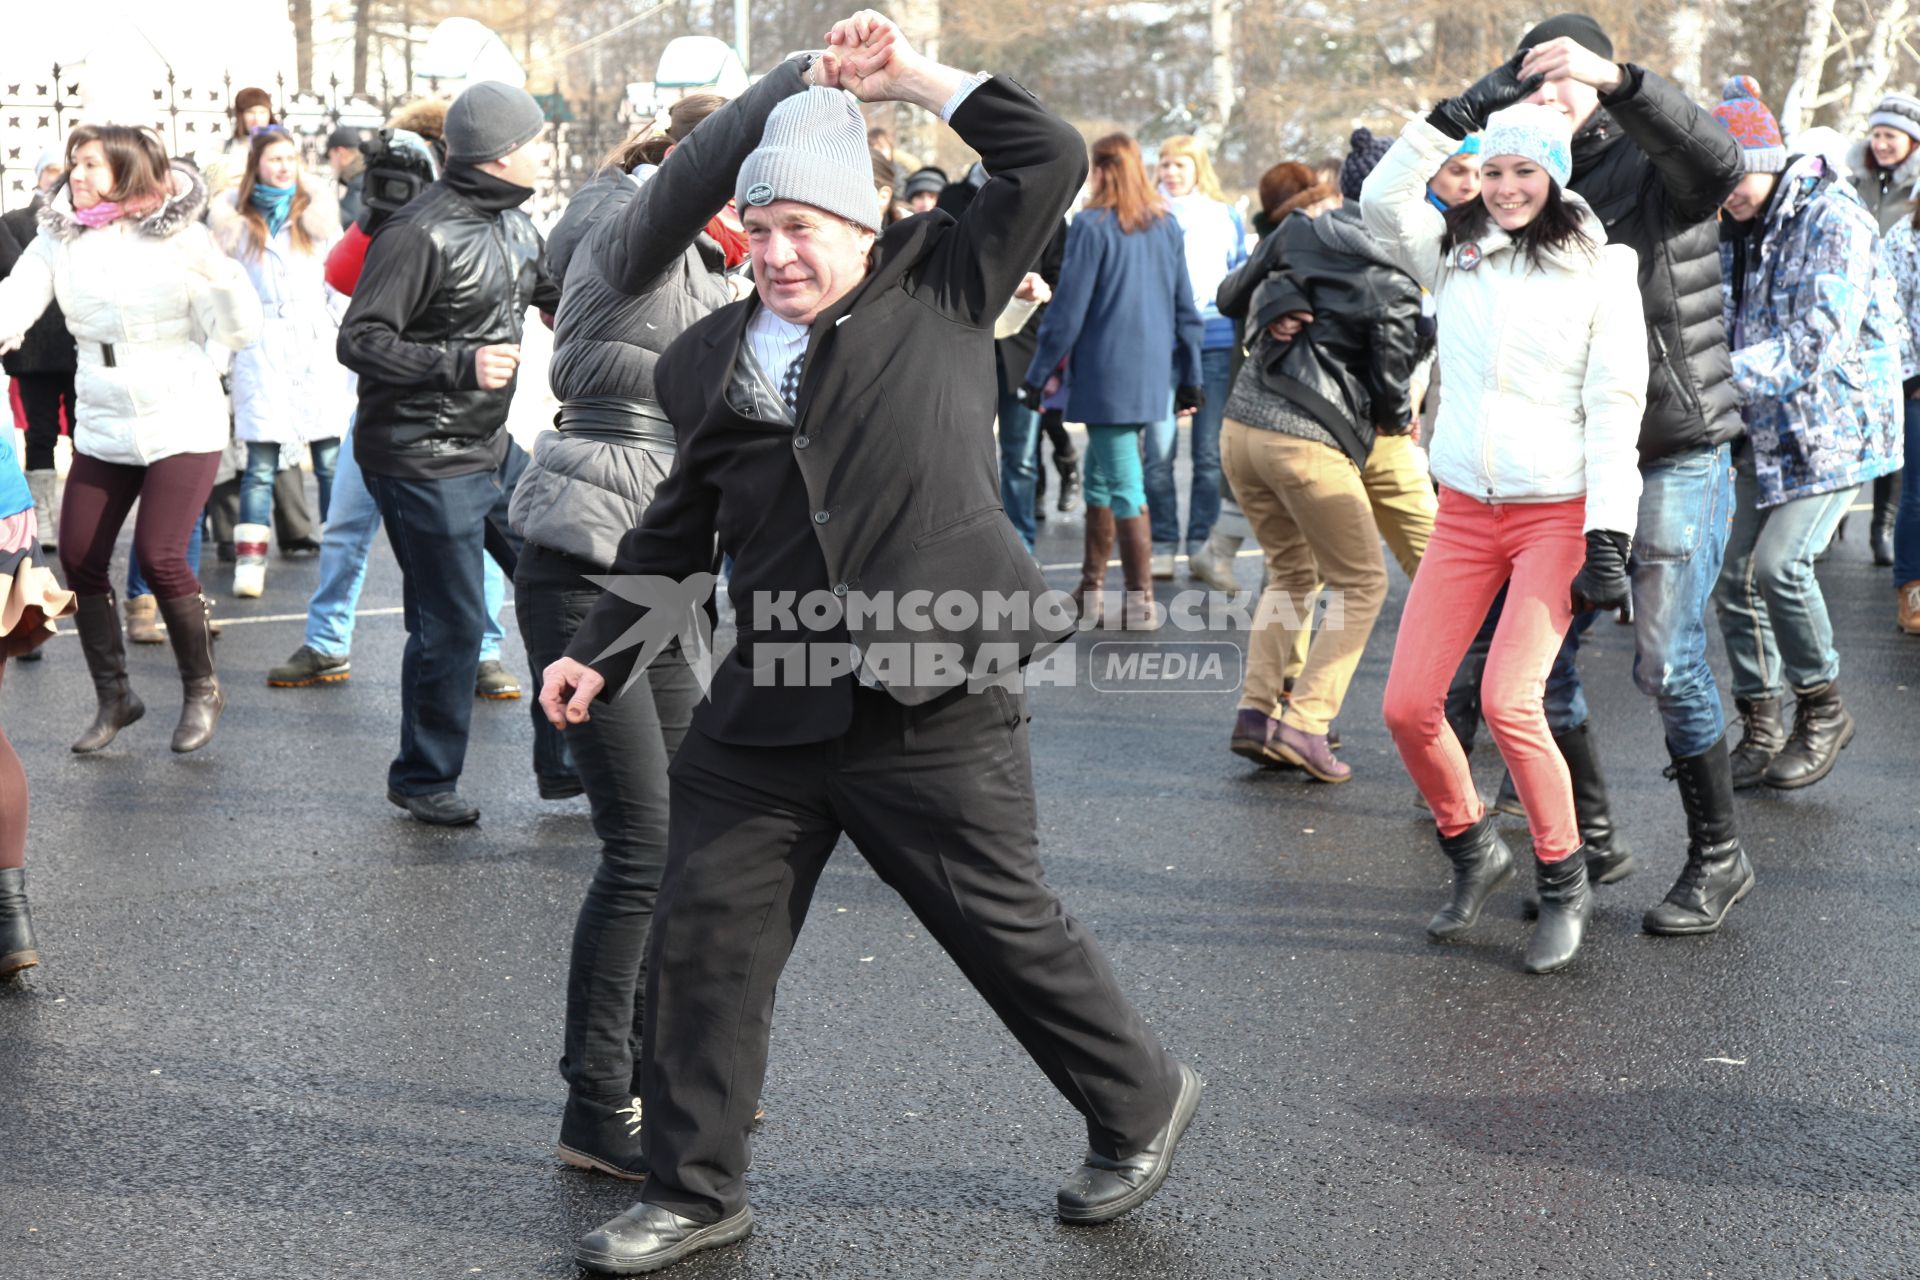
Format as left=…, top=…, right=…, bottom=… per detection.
left=1763, top=680, right=1854, bottom=789
left=1645, top=735, right=1755, bottom=936
left=1523, top=850, right=1591, bottom=974
left=1426, top=815, right=1514, bottom=940
left=575, top=1203, right=753, bottom=1275
left=1057, top=1061, right=1201, bottom=1224
left=1643, top=838, right=1755, bottom=935
left=1728, top=695, right=1786, bottom=789
left=387, top=789, right=480, bottom=826
left=557, top=1092, right=647, bottom=1181
left=0, top=868, right=39, bottom=981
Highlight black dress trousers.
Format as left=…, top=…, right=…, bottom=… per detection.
left=636, top=682, right=1181, bottom=1222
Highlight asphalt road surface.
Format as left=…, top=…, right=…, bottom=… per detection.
left=2, top=471, right=1916, bottom=1279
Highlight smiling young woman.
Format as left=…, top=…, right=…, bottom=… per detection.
left=1361, top=101, right=1648, bottom=975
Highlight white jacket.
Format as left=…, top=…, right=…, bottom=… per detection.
left=1361, top=118, right=1647, bottom=535
left=209, top=177, right=352, bottom=447
left=0, top=163, right=262, bottom=467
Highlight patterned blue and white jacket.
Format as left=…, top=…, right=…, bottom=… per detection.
left=1721, top=154, right=1905, bottom=508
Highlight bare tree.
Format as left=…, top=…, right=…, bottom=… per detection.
left=291, top=0, right=315, bottom=92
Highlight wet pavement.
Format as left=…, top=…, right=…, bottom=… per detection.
left=2, top=478, right=1917, bottom=1279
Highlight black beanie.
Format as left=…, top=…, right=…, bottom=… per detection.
left=1517, top=13, right=1614, bottom=59
left=1339, top=128, right=1393, bottom=201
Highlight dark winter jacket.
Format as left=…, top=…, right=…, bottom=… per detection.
left=513, top=56, right=812, bottom=570
left=338, top=164, right=560, bottom=480
left=566, top=77, right=1087, bottom=743
left=1216, top=200, right=1424, bottom=467
left=1567, top=64, right=1745, bottom=464
left=935, top=164, right=1067, bottom=397
left=0, top=196, right=78, bottom=376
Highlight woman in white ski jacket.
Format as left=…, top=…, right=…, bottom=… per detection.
left=0, top=123, right=261, bottom=756
left=209, top=125, right=347, bottom=598
left=1361, top=103, right=1646, bottom=975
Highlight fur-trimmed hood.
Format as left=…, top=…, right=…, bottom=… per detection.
left=207, top=171, right=343, bottom=256
left=37, top=161, right=208, bottom=243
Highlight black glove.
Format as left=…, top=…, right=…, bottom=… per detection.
left=1175, top=385, right=1206, bottom=414
left=1569, top=529, right=1633, bottom=623
left=1016, top=382, right=1046, bottom=410
left=1428, top=53, right=1544, bottom=139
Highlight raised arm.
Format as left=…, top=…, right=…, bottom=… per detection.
left=1598, top=65, right=1743, bottom=226
left=598, top=55, right=818, bottom=296
left=1359, top=119, right=1455, bottom=291
left=827, top=12, right=1085, bottom=327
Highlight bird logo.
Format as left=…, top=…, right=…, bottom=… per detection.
left=583, top=572, right=721, bottom=699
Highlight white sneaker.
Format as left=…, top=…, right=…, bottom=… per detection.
left=1151, top=550, right=1176, bottom=580
left=1188, top=537, right=1241, bottom=593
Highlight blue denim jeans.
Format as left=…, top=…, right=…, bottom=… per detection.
left=1082, top=423, right=1148, bottom=517
left=1549, top=443, right=1735, bottom=758
left=303, top=425, right=508, bottom=662
left=1143, top=346, right=1232, bottom=554
left=997, top=387, right=1041, bottom=551
left=126, top=513, right=204, bottom=599
left=1896, top=398, right=1920, bottom=586
left=1714, top=454, right=1856, bottom=699
left=364, top=444, right=531, bottom=796
left=240, top=440, right=341, bottom=527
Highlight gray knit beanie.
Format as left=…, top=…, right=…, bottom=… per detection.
left=1868, top=93, right=1920, bottom=147
left=444, top=82, right=546, bottom=165
left=735, top=88, right=881, bottom=232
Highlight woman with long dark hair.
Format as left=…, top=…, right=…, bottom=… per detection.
left=1362, top=103, right=1647, bottom=974
left=1022, top=132, right=1204, bottom=629
left=0, top=124, right=261, bottom=755
left=211, top=125, right=347, bottom=598
left=511, top=55, right=833, bottom=1181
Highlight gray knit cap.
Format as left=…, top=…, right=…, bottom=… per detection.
left=444, top=81, right=546, bottom=165
left=735, top=87, right=881, bottom=232
left=1868, top=93, right=1920, bottom=146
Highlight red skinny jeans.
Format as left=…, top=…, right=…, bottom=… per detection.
left=1382, top=487, right=1588, bottom=861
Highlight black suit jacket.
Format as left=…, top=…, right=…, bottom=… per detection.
left=566, top=77, right=1087, bottom=744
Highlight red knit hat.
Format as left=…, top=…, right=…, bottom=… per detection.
left=1712, top=76, right=1788, bottom=174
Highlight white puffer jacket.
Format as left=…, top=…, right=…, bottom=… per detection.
left=209, top=176, right=352, bottom=447
left=0, top=162, right=261, bottom=467
left=1361, top=118, right=1647, bottom=535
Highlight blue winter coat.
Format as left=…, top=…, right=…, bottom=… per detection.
left=1024, top=207, right=1204, bottom=424
left=1722, top=154, right=1905, bottom=507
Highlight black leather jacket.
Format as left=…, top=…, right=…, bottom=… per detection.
left=339, top=165, right=556, bottom=479
left=1217, top=201, right=1424, bottom=467
left=1570, top=65, right=1745, bottom=464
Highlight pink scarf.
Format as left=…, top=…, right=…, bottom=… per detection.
left=72, top=201, right=128, bottom=229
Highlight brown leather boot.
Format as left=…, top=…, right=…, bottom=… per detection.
left=1900, top=581, right=1920, bottom=635
left=156, top=594, right=224, bottom=753
left=1074, top=506, right=1116, bottom=629
left=71, top=593, right=146, bottom=753
left=1116, top=507, right=1160, bottom=631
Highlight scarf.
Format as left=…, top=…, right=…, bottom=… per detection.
left=706, top=202, right=749, bottom=269
left=251, top=182, right=297, bottom=237
left=73, top=201, right=127, bottom=229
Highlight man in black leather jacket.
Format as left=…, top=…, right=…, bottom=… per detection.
left=338, top=80, right=561, bottom=826
left=1430, top=13, right=1754, bottom=939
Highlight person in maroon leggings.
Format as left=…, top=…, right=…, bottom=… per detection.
left=0, top=124, right=261, bottom=755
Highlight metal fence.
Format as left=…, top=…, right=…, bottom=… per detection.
left=2, top=66, right=630, bottom=220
